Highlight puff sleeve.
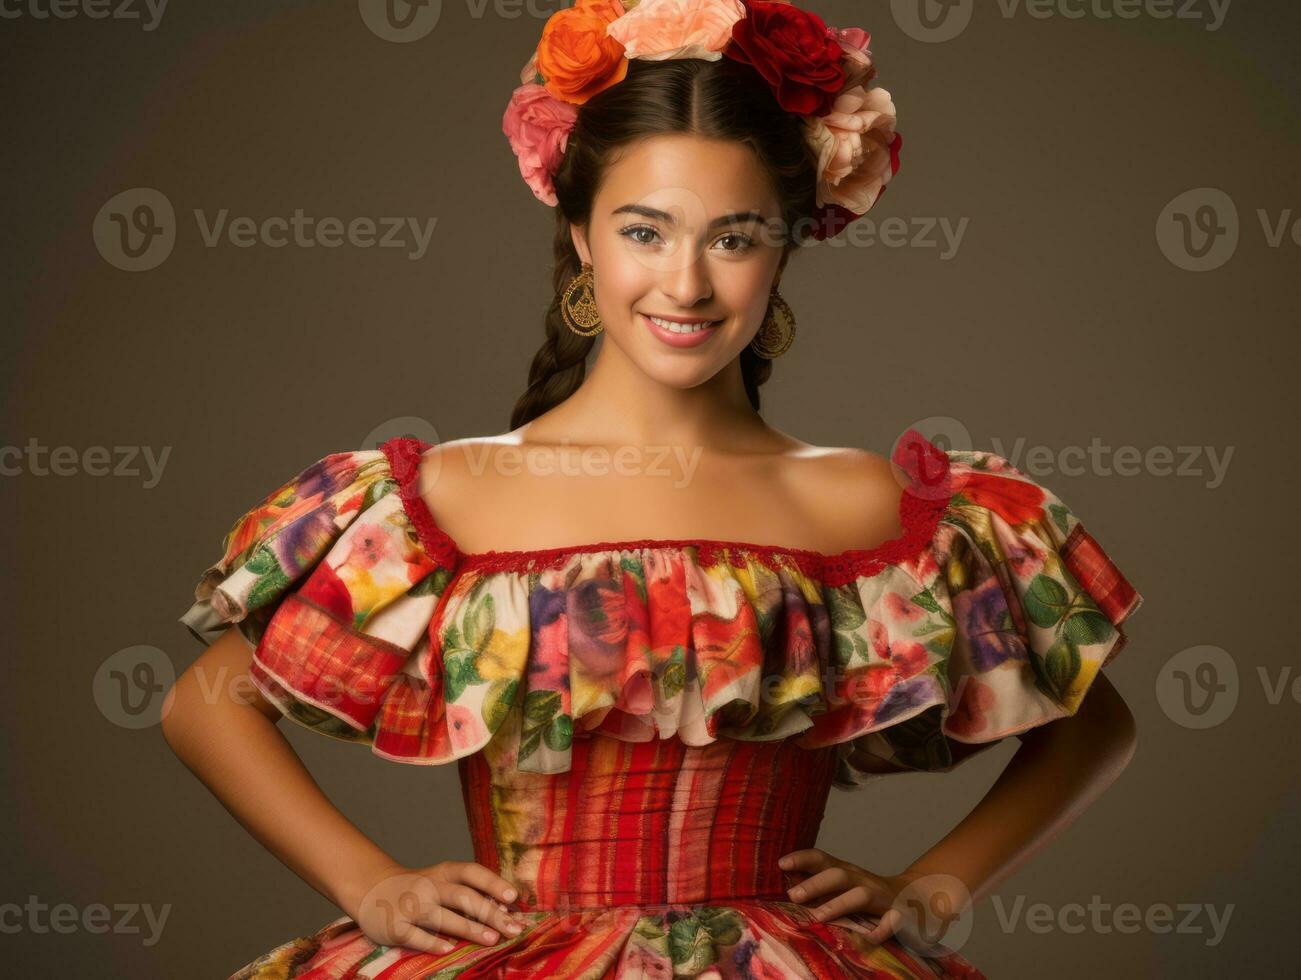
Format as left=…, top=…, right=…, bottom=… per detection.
left=835, top=445, right=1145, bottom=783
left=178, top=438, right=464, bottom=760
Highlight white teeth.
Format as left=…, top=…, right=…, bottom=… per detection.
left=648, top=315, right=718, bottom=334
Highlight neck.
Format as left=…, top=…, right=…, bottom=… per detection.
left=525, top=335, right=776, bottom=454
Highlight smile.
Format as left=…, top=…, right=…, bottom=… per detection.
left=640, top=312, right=723, bottom=349
left=644, top=315, right=721, bottom=334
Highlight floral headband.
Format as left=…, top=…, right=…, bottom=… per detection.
left=501, top=0, right=902, bottom=242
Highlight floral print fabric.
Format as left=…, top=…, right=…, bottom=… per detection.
left=180, top=429, right=1143, bottom=978
left=180, top=429, right=1143, bottom=786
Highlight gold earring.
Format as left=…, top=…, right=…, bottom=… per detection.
left=748, top=285, right=796, bottom=358
left=561, top=262, right=603, bottom=336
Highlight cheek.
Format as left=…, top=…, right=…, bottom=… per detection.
left=721, top=262, right=779, bottom=322
left=590, top=247, right=651, bottom=308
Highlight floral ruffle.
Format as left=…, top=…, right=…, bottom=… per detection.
left=180, top=430, right=1143, bottom=787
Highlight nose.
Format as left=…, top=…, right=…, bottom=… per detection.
left=660, top=247, right=713, bottom=310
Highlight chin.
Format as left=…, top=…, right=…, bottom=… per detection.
left=636, top=353, right=735, bottom=390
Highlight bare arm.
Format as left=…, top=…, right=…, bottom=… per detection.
left=159, top=626, right=400, bottom=915
left=904, top=670, right=1139, bottom=906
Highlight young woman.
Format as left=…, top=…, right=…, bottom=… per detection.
left=163, top=2, right=1144, bottom=976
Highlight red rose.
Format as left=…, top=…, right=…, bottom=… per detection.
left=724, top=0, right=846, bottom=117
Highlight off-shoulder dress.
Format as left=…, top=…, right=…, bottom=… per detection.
left=179, top=428, right=1144, bottom=979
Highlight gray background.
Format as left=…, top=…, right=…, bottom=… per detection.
left=2, top=0, right=1297, bottom=976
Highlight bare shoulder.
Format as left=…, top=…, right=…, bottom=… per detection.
left=772, top=442, right=906, bottom=551
left=415, top=435, right=513, bottom=505
left=415, top=434, right=566, bottom=545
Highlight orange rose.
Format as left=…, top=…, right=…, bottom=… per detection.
left=535, top=0, right=630, bottom=106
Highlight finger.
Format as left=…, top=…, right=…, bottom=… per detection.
left=787, top=866, right=851, bottom=903
left=810, top=884, right=875, bottom=922
left=777, top=848, right=828, bottom=872
left=457, top=862, right=522, bottom=905
left=413, top=902, right=499, bottom=946
left=389, top=922, right=457, bottom=956
left=442, top=883, right=522, bottom=944
left=864, top=907, right=903, bottom=944
left=491, top=900, right=529, bottom=939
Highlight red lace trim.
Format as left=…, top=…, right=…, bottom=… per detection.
left=379, top=429, right=958, bottom=588
left=379, top=436, right=462, bottom=571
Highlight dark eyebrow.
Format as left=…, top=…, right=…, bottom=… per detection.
left=611, top=204, right=768, bottom=229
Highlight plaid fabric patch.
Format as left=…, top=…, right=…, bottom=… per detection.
left=253, top=594, right=410, bottom=730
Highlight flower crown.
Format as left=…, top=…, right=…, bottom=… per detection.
left=501, top=0, right=902, bottom=242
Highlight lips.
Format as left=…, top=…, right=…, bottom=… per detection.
left=641, top=312, right=722, bottom=348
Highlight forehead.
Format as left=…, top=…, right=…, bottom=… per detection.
left=594, top=134, right=778, bottom=220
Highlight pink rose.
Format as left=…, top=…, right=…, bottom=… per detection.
left=502, top=82, right=578, bottom=207
left=830, top=26, right=876, bottom=90
left=804, top=85, right=899, bottom=214
left=606, top=0, right=746, bottom=61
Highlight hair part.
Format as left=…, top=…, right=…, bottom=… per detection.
left=509, top=57, right=819, bottom=431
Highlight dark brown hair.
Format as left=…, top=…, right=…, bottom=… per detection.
left=508, top=56, right=820, bottom=431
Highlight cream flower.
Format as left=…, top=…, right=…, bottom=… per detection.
left=804, top=85, right=898, bottom=213
left=605, top=0, right=746, bottom=61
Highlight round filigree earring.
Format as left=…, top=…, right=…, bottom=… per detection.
left=747, top=284, right=796, bottom=358
left=561, top=262, right=602, bottom=336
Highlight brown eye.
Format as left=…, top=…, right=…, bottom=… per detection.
left=620, top=225, right=661, bottom=246
left=715, top=233, right=754, bottom=253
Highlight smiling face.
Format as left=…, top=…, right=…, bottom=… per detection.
left=570, top=133, right=788, bottom=388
